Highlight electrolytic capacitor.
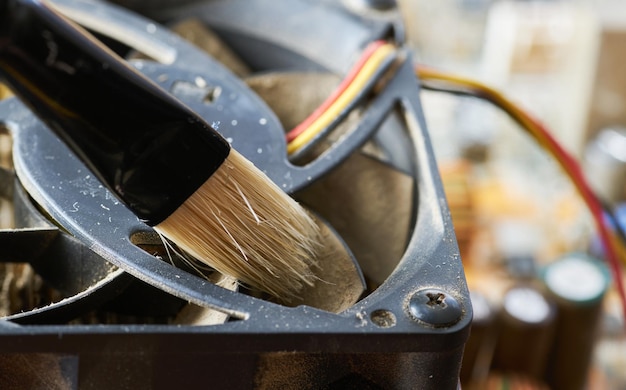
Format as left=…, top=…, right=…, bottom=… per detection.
left=491, top=285, right=556, bottom=381
left=542, top=253, right=610, bottom=390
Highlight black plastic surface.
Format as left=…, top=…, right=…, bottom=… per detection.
left=0, top=0, right=470, bottom=388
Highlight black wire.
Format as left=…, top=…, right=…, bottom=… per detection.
left=420, top=81, right=530, bottom=133
left=421, top=80, right=626, bottom=255
left=420, top=80, right=543, bottom=154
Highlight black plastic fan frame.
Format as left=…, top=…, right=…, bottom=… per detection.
left=0, top=0, right=470, bottom=388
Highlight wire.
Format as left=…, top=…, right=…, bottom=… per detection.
left=286, top=40, right=386, bottom=143
left=417, top=66, right=626, bottom=322
left=283, top=42, right=626, bottom=320
left=286, top=41, right=397, bottom=154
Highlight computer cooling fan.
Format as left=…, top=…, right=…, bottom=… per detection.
left=0, top=0, right=470, bottom=388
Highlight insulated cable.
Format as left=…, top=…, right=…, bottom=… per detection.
left=283, top=40, right=626, bottom=323
left=286, top=40, right=397, bottom=155
left=417, top=66, right=626, bottom=322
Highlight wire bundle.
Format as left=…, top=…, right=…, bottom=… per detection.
left=285, top=39, right=626, bottom=323
left=417, top=66, right=626, bottom=322
left=286, top=40, right=397, bottom=155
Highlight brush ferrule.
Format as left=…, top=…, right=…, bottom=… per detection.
left=115, top=118, right=231, bottom=225
left=0, top=0, right=231, bottom=225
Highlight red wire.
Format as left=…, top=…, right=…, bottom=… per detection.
left=285, top=40, right=387, bottom=142
left=524, top=111, right=626, bottom=320
left=417, top=65, right=626, bottom=321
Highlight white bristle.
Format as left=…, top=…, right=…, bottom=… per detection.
left=154, top=149, right=321, bottom=300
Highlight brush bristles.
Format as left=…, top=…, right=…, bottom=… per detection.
left=154, top=149, right=321, bottom=300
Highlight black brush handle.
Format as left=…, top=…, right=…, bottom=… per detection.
left=0, top=0, right=230, bottom=225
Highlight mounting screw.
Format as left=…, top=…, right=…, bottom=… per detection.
left=407, top=289, right=463, bottom=327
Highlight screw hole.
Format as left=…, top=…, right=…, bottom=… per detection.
left=370, top=309, right=396, bottom=328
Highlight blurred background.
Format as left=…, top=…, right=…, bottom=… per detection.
left=399, top=0, right=626, bottom=388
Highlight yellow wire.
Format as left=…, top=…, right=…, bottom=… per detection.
left=417, top=67, right=552, bottom=150
left=286, top=43, right=397, bottom=154
left=417, top=66, right=626, bottom=267
left=417, top=67, right=582, bottom=197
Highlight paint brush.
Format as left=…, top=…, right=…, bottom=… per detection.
left=0, top=0, right=320, bottom=300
